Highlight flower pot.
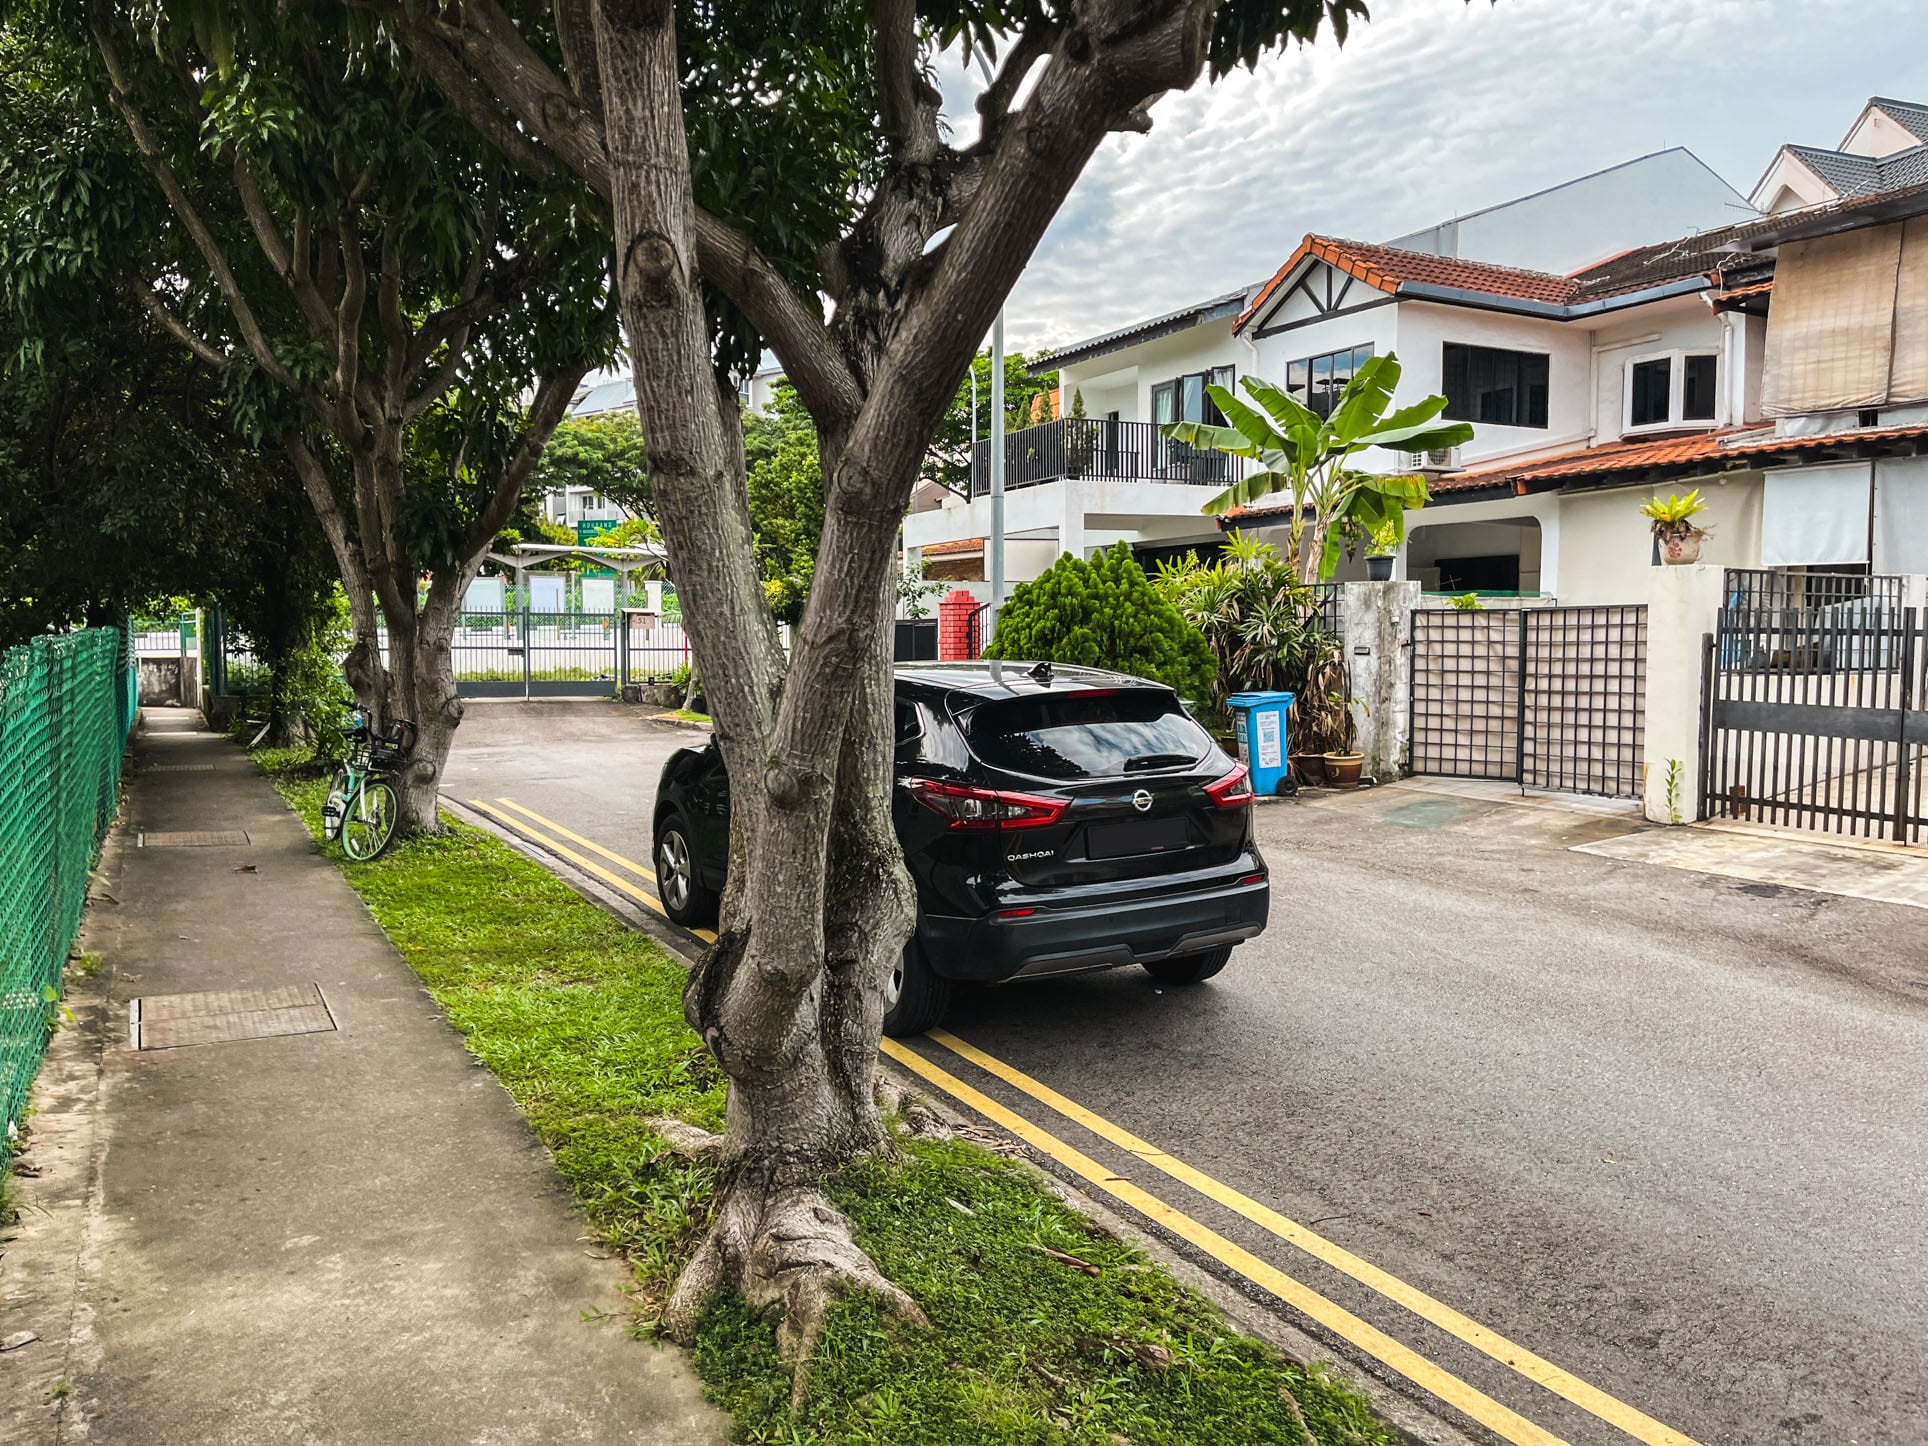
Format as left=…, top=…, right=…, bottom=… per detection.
left=1292, top=752, right=1326, bottom=786
left=1660, top=533, right=1704, bottom=565
left=1322, top=752, right=1364, bottom=789
left=1366, top=555, right=1395, bottom=581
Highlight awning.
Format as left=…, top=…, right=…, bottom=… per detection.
left=1760, top=462, right=1871, bottom=565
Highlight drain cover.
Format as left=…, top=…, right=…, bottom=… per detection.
left=137, top=830, right=250, bottom=847
left=142, top=764, right=216, bottom=773
left=132, top=983, right=336, bottom=1050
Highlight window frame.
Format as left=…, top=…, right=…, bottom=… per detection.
left=1284, top=343, right=1374, bottom=420
left=1441, top=342, right=1551, bottom=430
left=1621, top=347, right=1721, bottom=435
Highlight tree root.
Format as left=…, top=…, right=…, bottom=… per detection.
left=874, top=1075, right=952, bottom=1139
left=662, top=1181, right=929, bottom=1405
left=645, top=1116, right=724, bottom=1157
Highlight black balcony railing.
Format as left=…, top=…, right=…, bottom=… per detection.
left=969, top=418, right=1243, bottom=496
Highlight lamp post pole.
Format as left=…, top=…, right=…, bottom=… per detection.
left=988, top=312, right=1006, bottom=639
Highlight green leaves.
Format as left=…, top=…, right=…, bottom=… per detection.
left=1164, top=350, right=1464, bottom=580
left=984, top=543, right=1215, bottom=705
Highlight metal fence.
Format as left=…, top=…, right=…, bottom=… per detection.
left=1, top=626, right=136, bottom=1153
left=1722, top=566, right=1903, bottom=616
left=1704, top=603, right=1925, bottom=841
left=1410, top=605, right=1648, bottom=798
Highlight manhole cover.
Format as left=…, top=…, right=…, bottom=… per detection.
left=137, top=830, right=250, bottom=847
left=131, top=983, right=336, bottom=1050
left=142, top=764, right=216, bottom=773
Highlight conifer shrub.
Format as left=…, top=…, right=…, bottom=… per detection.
left=984, top=542, right=1215, bottom=702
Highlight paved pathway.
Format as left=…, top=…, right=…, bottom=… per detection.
left=0, top=709, right=723, bottom=1444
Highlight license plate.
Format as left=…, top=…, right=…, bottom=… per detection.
left=1086, top=816, right=1189, bottom=859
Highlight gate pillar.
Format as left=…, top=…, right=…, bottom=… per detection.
left=1641, top=564, right=1726, bottom=825
left=1341, top=580, right=1421, bottom=782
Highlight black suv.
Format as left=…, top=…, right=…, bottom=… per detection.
left=651, top=662, right=1269, bottom=1036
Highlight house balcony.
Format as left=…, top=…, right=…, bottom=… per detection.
left=969, top=418, right=1246, bottom=496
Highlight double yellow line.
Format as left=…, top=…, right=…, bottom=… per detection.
left=463, top=796, right=716, bottom=943
left=460, top=792, right=1698, bottom=1446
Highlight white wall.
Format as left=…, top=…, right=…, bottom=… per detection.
left=1388, top=149, right=1753, bottom=275
left=1389, top=302, right=1592, bottom=467
left=1554, top=472, right=1764, bottom=605
left=1587, top=296, right=1726, bottom=441
left=1059, top=319, right=1246, bottom=425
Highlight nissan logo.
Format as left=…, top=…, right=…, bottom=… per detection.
left=1131, top=789, right=1153, bottom=813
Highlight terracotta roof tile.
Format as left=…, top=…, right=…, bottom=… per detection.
left=919, top=537, right=983, bottom=557
left=1431, top=421, right=1928, bottom=493
left=1238, top=235, right=1582, bottom=332
left=1223, top=421, right=1928, bottom=519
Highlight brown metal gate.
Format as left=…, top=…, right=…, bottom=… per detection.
left=1410, top=606, right=1648, bottom=799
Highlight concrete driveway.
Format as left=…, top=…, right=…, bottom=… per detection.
left=444, top=700, right=1928, bottom=1446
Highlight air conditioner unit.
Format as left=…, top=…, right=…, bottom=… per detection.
left=1404, top=446, right=1459, bottom=470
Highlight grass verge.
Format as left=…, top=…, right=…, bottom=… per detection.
left=256, top=747, right=1395, bottom=1446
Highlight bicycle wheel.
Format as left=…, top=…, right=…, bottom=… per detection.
left=341, top=779, right=399, bottom=861
left=322, top=768, right=352, bottom=841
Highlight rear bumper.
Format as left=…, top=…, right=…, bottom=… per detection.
left=919, top=869, right=1270, bottom=983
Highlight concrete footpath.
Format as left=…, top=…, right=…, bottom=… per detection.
left=0, top=709, right=723, bottom=1444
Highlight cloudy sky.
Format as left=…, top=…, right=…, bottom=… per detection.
left=938, top=0, right=1928, bottom=354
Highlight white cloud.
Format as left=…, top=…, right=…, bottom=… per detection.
left=964, top=0, right=1928, bottom=353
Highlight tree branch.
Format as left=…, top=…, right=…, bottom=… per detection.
left=125, top=278, right=231, bottom=369
left=91, top=22, right=299, bottom=392
left=464, top=363, right=590, bottom=557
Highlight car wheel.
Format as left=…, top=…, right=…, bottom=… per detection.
left=655, top=814, right=719, bottom=928
left=1142, top=944, right=1233, bottom=985
left=882, top=938, right=953, bottom=1039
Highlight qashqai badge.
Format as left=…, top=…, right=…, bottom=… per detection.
left=1132, top=789, right=1153, bottom=812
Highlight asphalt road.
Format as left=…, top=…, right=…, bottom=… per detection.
left=444, top=699, right=1928, bottom=1446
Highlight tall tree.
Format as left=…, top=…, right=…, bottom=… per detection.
left=8, top=4, right=619, bottom=829
left=383, top=0, right=1367, bottom=1372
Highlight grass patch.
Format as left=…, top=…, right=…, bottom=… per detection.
left=659, top=707, right=711, bottom=726
left=257, top=752, right=1394, bottom=1446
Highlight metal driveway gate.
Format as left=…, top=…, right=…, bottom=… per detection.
left=446, top=611, right=621, bottom=698
left=1410, top=605, right=1648, bottom=798
left=1702, top=584, right=1925, bottom=843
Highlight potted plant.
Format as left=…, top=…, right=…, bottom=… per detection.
left=1641, top=490, right=1710, bottom=565
left=1364, top=516, right=1399, bottom=581
left=1316, top=688, right=1365, bottom=788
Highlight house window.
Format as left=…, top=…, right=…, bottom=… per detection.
left=1630, top=359, right=1671, bottom=427
left=1622, top=349, right=1719, bottom=433
left=1443, top=343, right=1549, bottom=428
left=1285, top=345, right=1372, bottom=419
left=1152, top=366, right=1236, bottom=428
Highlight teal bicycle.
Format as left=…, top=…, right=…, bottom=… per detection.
left=322, top=711, right=416, bottom=860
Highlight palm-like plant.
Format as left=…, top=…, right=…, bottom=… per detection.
left=1162, top=353, right=1473, bottom=583
left=1154, top=533, right=1353, bottom=754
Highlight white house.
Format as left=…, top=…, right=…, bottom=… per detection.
left=906, top=100, right=1928, bottom=607
left=1751, top=98, right=1928, bottom=215
left=1385, top=147, right=1752, bottom=276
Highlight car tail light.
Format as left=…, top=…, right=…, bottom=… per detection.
left=907, top=777, right=1066, bottom=831
left=1205, top=763, right=1254, bottom=809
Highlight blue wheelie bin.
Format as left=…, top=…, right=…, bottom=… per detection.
left=1226, top=690, right=1295, bottom=796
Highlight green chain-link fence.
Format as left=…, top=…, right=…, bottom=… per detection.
left=1, top=626, right=136, bottom=1154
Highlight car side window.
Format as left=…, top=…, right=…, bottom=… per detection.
left=894, top=701, right=924, bottom=759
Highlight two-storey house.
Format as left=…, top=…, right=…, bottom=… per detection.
left=901, top=147, right=1753, bottom=598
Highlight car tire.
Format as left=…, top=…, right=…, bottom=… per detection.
left=1142, top=944, right=1233, bottom=985
left=654, top=814, right=719, bottom=928
left=882, top=938, right=953, bottom=1039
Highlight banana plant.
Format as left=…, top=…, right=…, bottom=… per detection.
left=1162, top=353, right=1473, bottom=582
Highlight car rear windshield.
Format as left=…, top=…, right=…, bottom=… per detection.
left=964, top=689, right=1211, bottom=780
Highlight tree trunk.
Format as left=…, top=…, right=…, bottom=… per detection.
left=661, top=565, right=919, bottom=1387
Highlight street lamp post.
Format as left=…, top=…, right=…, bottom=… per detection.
left=988, top=312, right=1005, bottom=640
